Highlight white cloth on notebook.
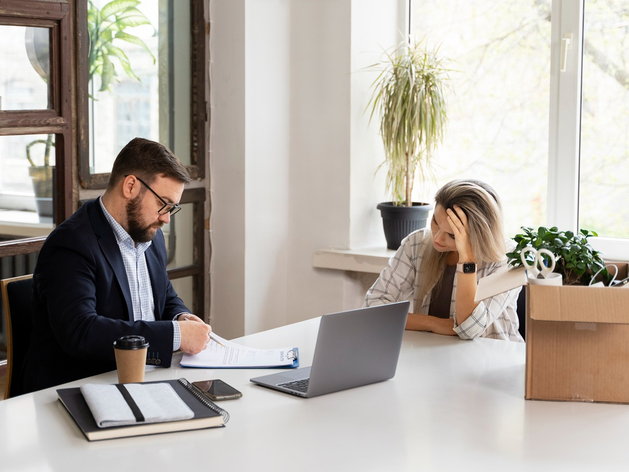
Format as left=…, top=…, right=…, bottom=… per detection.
left=80, top=383, right=194, bottom=428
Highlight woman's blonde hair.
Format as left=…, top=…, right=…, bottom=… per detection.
left=414, top=179, right=506, bottom=310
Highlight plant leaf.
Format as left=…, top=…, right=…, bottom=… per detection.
left=101, top=0, right=141, bottom=20
left=114, top=31, right=155, bottom=63
left=99, top=55, right=115, bottom=91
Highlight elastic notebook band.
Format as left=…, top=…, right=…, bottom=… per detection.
left=115, top=384, right=145, bottom=423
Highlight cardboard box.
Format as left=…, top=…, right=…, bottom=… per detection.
left=525, top=263, right=629, bottom=404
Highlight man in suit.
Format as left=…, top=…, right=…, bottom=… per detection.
left=22, top=138, right=211, bottom=393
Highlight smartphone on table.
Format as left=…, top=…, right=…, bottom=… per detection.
left=192, top=379, right=243, bottom=401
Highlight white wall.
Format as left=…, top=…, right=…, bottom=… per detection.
left=210, top=0, right=405, bottom=338
left=209, top=0, right=246, bottom=337
left=350, top=0, right=407, bottom=248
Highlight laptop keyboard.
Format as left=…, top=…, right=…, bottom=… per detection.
left=278, top=378, right=310, bottom=393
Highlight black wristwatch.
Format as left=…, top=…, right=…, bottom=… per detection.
left=457, top=262, right=477, bottom=274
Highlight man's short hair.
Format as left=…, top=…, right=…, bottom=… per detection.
left=108, top=137, right=191, bottom=189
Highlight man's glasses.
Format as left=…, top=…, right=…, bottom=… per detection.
left=127, top=175, right=182, bottom=216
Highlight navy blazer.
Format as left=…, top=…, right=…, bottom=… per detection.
left=22, top=199, right=189, bottom=393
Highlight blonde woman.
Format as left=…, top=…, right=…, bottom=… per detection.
left=365, top=179, right=523, bottom=342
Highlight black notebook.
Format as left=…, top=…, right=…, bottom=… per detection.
left=57, top=378, right=227, bottom=441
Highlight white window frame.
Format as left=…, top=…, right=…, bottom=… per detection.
left=548, top=0, right=582, bottom=232
left=549, top=0, right=628, bottom=261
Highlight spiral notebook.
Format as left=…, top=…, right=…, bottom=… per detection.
left=57, top=378, right=228, bottom=441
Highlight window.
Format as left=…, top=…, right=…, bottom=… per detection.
left=552, top=1, right=629, bottom=250
left=410, top=0, right=551, bottom=237
left=411, top=0, right=629, bottom=257
left=578, top=3, right=626, bottom=236
left=79, top=0, right=201, bottom=188
left=0, top=134, right=56, bottom=232
left=547, top=0, right=629, bottom=258
left=77, top=0, right=209, bottom=317
left=0, top=0, right=74, bottom=368
left=0, top=1, right=73, bottom=253
left=0, top=25, right=51, bottom=110
left=0, top=26, right=56, bottom=230
left=86, top=0, right=174, bottom=175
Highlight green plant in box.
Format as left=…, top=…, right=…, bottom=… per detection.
left=506, top=226, right=606, bottom=286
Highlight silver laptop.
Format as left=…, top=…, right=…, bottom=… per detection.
left=250, top=302, right=409, bottom=398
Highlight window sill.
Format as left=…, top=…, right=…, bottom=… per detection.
left=591, top=238, right=629, bottom=263
left=0, top=210, right=53, bottom=238
left=314, top=240, right=628, bottom=276
left=313, top=247, right=394, bottom=274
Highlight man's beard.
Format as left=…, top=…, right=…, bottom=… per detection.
left=126, top=195, right=162, bottom=243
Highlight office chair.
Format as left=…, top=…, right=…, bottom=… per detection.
left=1, top=274, right=33, bottom=399
left=516, top=285, right=526, bottom=341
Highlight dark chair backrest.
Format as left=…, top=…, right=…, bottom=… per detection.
left=1, top=275, right=33, bottom=399
left=516, top=286, right=526, bottom=341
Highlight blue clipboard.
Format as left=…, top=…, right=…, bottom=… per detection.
left=181, top=348, right=299, bottom=369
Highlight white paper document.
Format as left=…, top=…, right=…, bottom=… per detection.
left=180, top=333, right=299, bottom=369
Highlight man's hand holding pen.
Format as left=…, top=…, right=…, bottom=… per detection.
left=178, top=314, right=212, bottom=355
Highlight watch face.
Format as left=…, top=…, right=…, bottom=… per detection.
left=463, top=263, right=476, bottom=273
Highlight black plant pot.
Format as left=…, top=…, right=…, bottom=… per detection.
left=377, top=202, right=433, bottom=250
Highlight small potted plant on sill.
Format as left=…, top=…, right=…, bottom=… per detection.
left=367, top=38, right=450, bottom=249
left=506, top=226, right=607, bottom=286
left=26, top=136, right=55, bottom=218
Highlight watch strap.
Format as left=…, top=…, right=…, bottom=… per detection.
left=457, top=262, right=477, bottom=274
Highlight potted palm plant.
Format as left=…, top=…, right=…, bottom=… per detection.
left=368, top=38, right=449, bottom=249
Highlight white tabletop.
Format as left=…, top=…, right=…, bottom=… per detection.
left=2, top=317, right=628, bottom=472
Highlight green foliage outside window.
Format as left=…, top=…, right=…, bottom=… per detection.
left=87, top=0, right=155, bottom=92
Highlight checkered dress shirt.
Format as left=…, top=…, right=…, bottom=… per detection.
left=364, top=229, right=523, bottom=342
left=99, top=198, right=181, bottom=350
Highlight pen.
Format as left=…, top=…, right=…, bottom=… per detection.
left=179, top=315, right=225, bottom=346
left=210, top=332, right=226, bottom=347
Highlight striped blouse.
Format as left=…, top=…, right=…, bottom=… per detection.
left=364, top=229, right=523, bottom=342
